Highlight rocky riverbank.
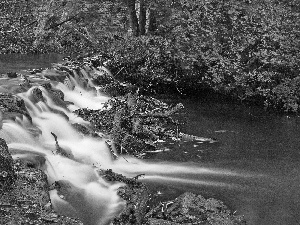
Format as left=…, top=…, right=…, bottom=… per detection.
left=0, top=57, right=246, bottom=224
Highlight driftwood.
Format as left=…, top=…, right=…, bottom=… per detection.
left=51, top=132, right=75, bottom=159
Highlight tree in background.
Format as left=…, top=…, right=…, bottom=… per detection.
left=0, top=0, right=39, bottom=53
left=1, top=0, right=300, bottom=111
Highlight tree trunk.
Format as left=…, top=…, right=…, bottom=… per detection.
left=139, top=0, right=146, bottom=35
left=147, top=8, right=157, bottom=34
left=127, top=0, right=139, bottom=36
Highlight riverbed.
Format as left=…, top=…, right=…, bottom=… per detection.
left=1, top=54, right=300, bottom=225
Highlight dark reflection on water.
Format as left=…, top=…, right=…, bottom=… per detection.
left=182, top=99, right=300, bottom=162
left=148, top=98, right=300, bottom=225
left=0, top=53, right=65, bottom=74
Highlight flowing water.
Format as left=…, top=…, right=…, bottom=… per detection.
left=0, top=56, right=300, bottom=224
left=147, top=99, right=300, bottom=225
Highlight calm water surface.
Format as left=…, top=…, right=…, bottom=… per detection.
left=0, top=53, right=65, bottom=74
left=146, top=98, right=300, bottom=225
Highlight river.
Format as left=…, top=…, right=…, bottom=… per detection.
left=145, top=98, right=300, bottom=225
left=1, top=54, right=300, bottom=225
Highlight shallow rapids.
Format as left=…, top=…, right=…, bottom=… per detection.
left=0, top=69, right=256, bottom=224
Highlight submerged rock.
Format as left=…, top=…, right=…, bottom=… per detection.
left=41, top=83, right=65, bottom=101
left=41, top=68, right=68, bottom=82
left=0, top=138, right=16, bottom=190
left=146, top=192, right=246, bottom=225
left=28, top=85, right=69, bottom=120
left=31, top=87, right=44, bottom=103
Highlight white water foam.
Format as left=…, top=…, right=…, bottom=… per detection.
left=0, top=68, right=253, bottom=225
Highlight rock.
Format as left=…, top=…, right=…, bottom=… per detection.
left=51, top=132, right=75, bottom=159
left=63, top=76, right=75, bottom=90
left=121, top=134, right=155, bottom=154
left=115, top=182, right=149, bottom=225
left=98, top=169, right=149, bottom=225
left=0, top=109, right=3, bottom=129
left=41, top=69, right=68, bottom=82
left=41, top=83, right=64, bottom=101
left=145, top=192, right=246, bottom=225
left=72, top=123, right=99, bottom=137
left=19, top=74, right=32, bottom=90
left=27, top=85, right=69, bottom=120
left=0, top=93, right=31, bottom=121
left=100, top=83, right=131, bottom=97
left=147, top=219, right=179, bottom=225
left=91, top=70, right=114, bottom=86
left=0, top=138, right=16, bottom=190
left=6, top=72, right=18, bottom=78
left=31, top=87, right=44, bottom=103
left=0, top=160, right=83, bottom=225
left=51, top=179, right=124, bottom=225
left=41, top=83, right=71, bottom=117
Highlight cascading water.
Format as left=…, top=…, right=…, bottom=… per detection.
left=0, top=68, right=256, bottom=225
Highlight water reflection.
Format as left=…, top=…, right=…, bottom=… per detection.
left=149, top=99, right=300, bottom=225
left=0, top=53, right=65, bottom=74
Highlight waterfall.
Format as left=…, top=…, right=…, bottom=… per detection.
left=0, top=71, right=248, bottom=225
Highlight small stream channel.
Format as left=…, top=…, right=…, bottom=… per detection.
left=1, top=54, right=300, bottom=225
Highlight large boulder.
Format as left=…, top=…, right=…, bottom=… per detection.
left=98, top=169, right=149, bottom=225
left=0, top=160, right=83, bottom=224
left=145, top=192, right=246, bottom=225
left=0, top=93, right=31, bottom=121
left=0, top=138, right=16, bottom=190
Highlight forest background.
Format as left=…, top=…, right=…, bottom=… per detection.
left=1, top=0, right=300, bottom=112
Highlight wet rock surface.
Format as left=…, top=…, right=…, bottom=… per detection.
left=145, top=192, right=246, bottom=225
left=98, top=169, right=150, bottom=225
left=0, top=138, right=16, bottom=190
left=29, top=86, right=69, bottom=120
left=0, top=93, right=31, bottom=121
left=98, top=169, right=246, bottom=225
left=0, top=159, right=83, bottom=225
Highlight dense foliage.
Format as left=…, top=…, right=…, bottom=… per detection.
left=1, top=0, right=300, bottom=112
left=0, top=0, right=38, bottom=53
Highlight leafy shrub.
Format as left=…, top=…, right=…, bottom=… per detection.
left=267, top=77, right=300, bottom=112
left=102, top=36, right=183, bottom=93
left=2, top=0, right=300, bottom=112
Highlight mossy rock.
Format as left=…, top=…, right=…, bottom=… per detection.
left=0, top=138, right=16, bottom=191
left=0, top=93, right=31, bottom=121
left=0, top=160, right=83, bottom=224
left=145, top=192, right=246, bottom=225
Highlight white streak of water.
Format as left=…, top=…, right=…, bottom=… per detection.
left=0, top=70, right=256, bottom=225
